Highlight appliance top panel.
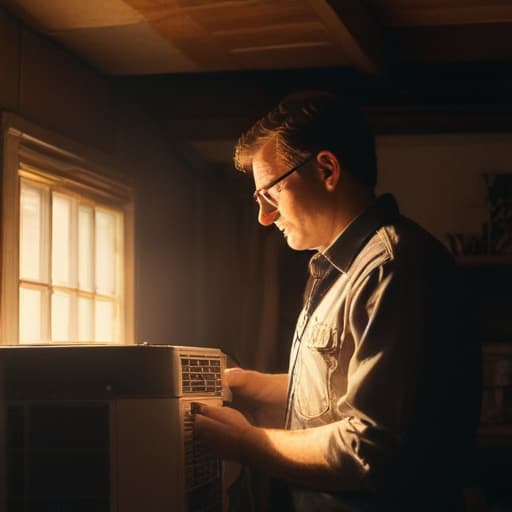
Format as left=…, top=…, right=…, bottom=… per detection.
left=0, top=344, right=226, bottom=401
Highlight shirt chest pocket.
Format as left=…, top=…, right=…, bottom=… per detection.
left=294, top=321, right=339, bottom=420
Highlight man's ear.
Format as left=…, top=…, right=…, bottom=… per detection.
left=316, top=150, right=340, bottom=191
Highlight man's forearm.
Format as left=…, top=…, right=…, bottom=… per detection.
left=195, top=403, right=373, bottom=492
left=239, top=421, right=369, bottom=492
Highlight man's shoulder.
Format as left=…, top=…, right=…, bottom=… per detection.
left=350, top=215, right=454, bottom=280
left=381, top=215, right=453, bottom=265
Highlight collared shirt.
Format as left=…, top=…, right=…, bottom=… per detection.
left=286, top=194, right=481, bottom=505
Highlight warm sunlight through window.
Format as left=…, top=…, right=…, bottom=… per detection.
left=19, top=181, right=124, bottom=343
left=2, top=114, right=134, bottom=345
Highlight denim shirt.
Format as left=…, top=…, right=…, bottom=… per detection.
left=285, top=195, right=481, bottom=504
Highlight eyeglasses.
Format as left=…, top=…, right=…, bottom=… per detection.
left=252, top=156, right=315, bottom=209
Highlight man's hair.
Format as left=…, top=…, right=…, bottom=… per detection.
left=234, top=91, right=377, bottom=188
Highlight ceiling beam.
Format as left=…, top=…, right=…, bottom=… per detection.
left=160, top=103, right=512, bottom=141
left=391, top=23, right=512, bottom=63
left=116, top=64, right=512, bottom=159
left=367, top=104, right=512, bottom=135
left=381, top=4, right=512, bottom=28
left=307, top=0, right=389, bottom=75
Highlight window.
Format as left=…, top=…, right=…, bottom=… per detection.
left=2, top=114, right=134, bottom=344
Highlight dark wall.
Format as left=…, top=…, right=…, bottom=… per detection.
left=0, top=6, right=213, bottom=350
left=112, top=97, right=205, bottom=346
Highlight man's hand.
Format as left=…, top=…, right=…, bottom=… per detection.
left=192, top=402, right=353, bottom=492
left=193, top=402, right=259, bottom=462
left=224, top=369, right=288, bottom=427
left=224, top=368, right=288, bottom=404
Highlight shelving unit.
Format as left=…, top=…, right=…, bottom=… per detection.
left=477, top=341, right=512, bottom=510
left=456, top=258, right=512, bottom=446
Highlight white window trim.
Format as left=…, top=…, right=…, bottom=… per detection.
left=1, top=113, right=135, bottom=344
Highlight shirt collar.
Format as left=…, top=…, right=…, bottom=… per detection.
left=314, top=194, right=401, bottom=274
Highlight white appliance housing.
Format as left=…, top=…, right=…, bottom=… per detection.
left=0, top=344, right=227, bottom=512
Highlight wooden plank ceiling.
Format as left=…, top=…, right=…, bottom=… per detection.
left=4, top=0, right=512, bottom=76
left=122, top=0, right=359, bottom=71
left=3, top=0, right=512, bottom=163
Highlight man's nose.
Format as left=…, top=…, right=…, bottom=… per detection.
left=258, top=202, right=279, bottom=226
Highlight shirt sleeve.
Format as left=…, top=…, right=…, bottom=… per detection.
left=320, top=257, right=478, bottom=494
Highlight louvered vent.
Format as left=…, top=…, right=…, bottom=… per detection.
left=184, top=405, right=222, bottom=510
left=180, top=356, right=222, bottom=395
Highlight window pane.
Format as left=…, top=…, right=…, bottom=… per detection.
left=19, top=287, right=43, bottom=343
left=95, top=300, right=114, bottom=342
left=20, top=183, right=48, bottom=281
left=79, top=206, right=94, bottom=291
left=51, top=292, right=72, bottom=342
left=96, top=210, right=117, bottom=296
left=52, top=194, right=73, bottom=286
left=78, top=297, right=93, bottom=342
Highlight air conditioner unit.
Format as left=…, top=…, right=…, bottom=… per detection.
left=0, top=344, right=228, bottom=512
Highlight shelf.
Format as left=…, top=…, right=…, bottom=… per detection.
left=455, top=255, right=512, bottom=265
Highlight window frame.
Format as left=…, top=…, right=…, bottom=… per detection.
left=1, top=113, right=135, bottom=345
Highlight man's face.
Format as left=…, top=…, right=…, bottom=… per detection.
left=252, top=140, right=329, bottom=251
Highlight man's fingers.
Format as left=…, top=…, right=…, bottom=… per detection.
left=191, top=401, right=212, bottom=416
left=194, top=413, right=224, bottom=444
left=192, top=403, right=257, bottom=464
left=190, top=401, right=205, bottom=414
left=192, top=402, right=243, bottom=424
left=193, top=410, right=235, bottom=443
left=193, top=410, right=218, bottom=431
left=224, top=368, right=247, bottom=389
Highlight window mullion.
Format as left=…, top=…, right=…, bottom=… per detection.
left=43, top=188, right=52, bottom=342
left=70, top=198, right=78, bottom=341
left=93, top=207, right=97, bottom=342
left=116, top=211, right=124, bottom=342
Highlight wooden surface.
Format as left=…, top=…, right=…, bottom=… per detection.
left=123, top=0, right=354, bottom=71
left=5, top=0, right=512, bottom=75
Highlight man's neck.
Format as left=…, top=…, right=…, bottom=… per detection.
left=321, top=192, right=376, bottom=252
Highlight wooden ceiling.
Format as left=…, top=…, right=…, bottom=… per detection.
left=3, top=0, right=512, bottom=76
left=2, top=0, right=512, bottom=163
left=121, top=0, right=375, bottom=71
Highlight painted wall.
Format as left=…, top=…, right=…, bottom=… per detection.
left=112, top=98, right=205, bottom=346
left=376, top=133, right=512, bottom=249
left=376, top=133, right=512, bottom=343
left=0, top=6, right=203, bottom=346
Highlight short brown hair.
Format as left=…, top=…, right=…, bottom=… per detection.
left=234, top=91, right=377, bottom=188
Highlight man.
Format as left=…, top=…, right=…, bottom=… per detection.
left=194, top=91, right=481, bottom=511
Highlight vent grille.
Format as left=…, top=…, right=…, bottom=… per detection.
left=184, top=405, right=222, bottom=511
left=181, top=357, right=222, bottom=395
